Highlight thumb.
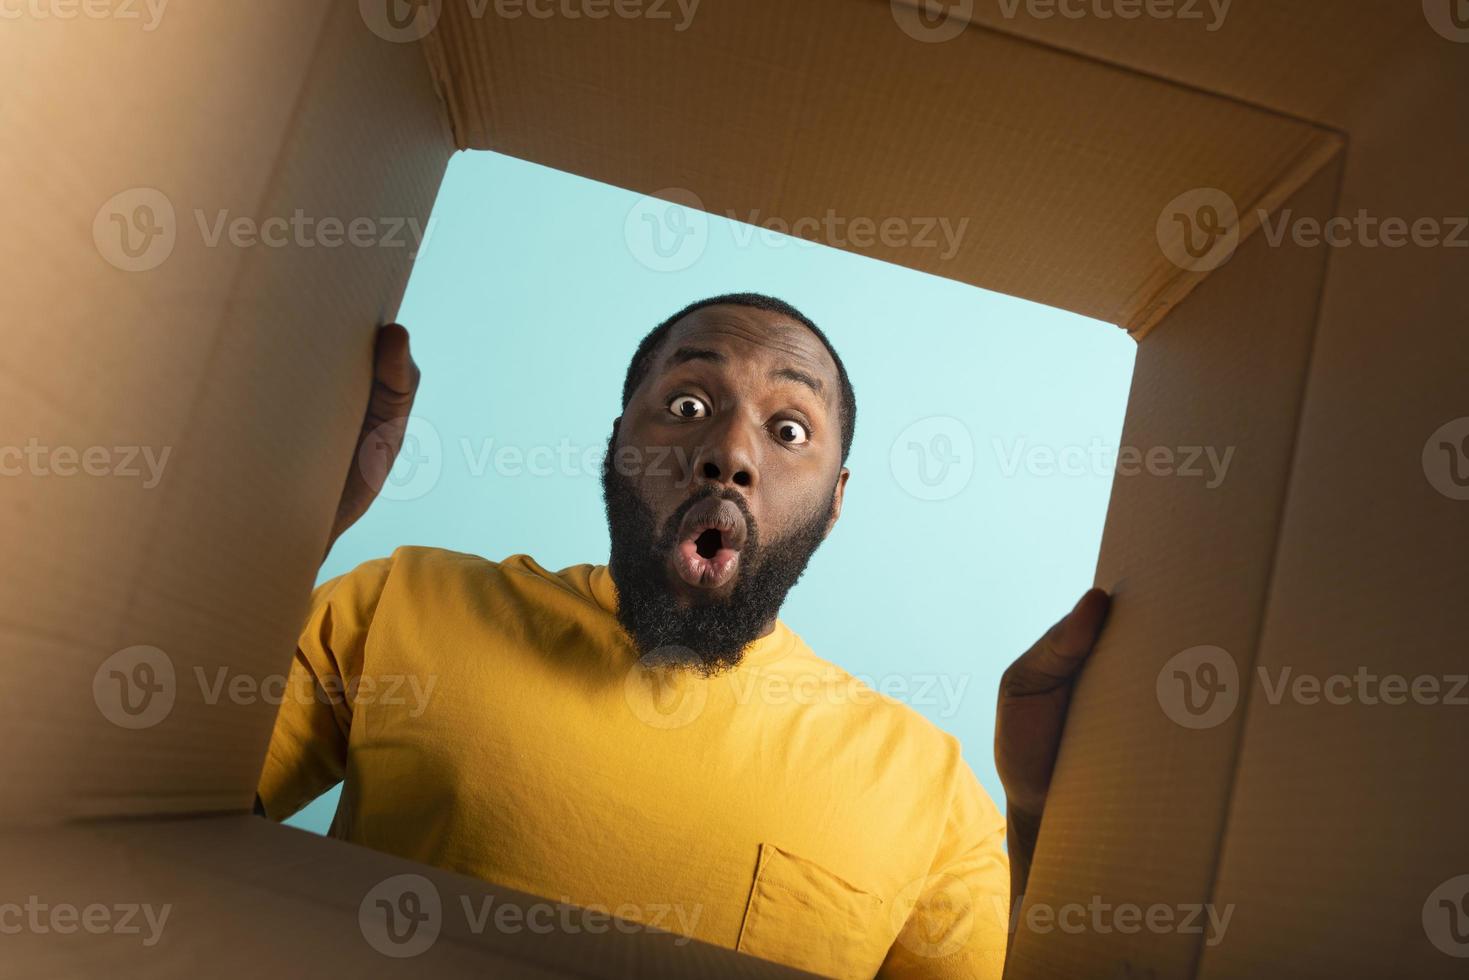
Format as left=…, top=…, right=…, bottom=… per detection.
left=369, top=323, right=419, bottom=406
left=1000, top=588, right=1111, bottom=698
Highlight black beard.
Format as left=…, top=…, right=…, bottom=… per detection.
left=599, top=429, right=834, bottom=674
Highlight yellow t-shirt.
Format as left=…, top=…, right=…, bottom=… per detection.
left=257, top=546, right=1011, bottom=978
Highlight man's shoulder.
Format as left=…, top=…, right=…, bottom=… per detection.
left=375, top=544, right=544, bottom=576
left=359, top=546, right=608, bottom=612
left=773, top=638, right=1002, bottom=832
left=772, top=637, right=968, bottom=765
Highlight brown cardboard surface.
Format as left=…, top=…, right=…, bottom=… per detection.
left=906, top=0, right=1423, bottom=128
left=1002, top=159, right=1341, bottom=978
left=422, top=0, right=1339, bottom=332
left=0, top=0, right=453, bottom=825
left=0, top=814, right=807, bottom=978
left=5, top=0, right=1463, bottom=976
left=1197, top=42, right=1469, bottom=980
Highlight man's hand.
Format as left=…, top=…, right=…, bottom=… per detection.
left=994, top=588, right=1110, bottom=903
left=326, top=323, right=420, bottom=558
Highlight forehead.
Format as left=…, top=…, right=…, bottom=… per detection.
left=655, top=305, right=839, bottom=394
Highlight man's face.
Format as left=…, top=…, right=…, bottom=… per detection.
left=600, top=304, right=850, bottom=673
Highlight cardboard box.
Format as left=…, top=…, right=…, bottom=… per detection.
left=5, top=0, right=1464, bottom=976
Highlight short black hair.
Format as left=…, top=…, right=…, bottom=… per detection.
left=620, top=293, right=857, bottom=467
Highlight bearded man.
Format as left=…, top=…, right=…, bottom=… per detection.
left=256, top=293, right=1109, bottom=978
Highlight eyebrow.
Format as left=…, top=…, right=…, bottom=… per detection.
left=665, top=346, right=826, bottom=398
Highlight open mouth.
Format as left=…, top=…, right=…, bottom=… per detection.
left=671, top=497, right=747, bottom=591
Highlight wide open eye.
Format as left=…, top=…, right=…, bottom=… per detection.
left=668, top=394, right=709, bottom=419
left=774, top=419, right=810, bottom=446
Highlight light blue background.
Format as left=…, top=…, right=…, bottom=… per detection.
left=287, top=150, right=1136, bottom=834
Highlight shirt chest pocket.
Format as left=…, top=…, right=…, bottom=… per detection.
left=736, top=843, right=889, bottom=979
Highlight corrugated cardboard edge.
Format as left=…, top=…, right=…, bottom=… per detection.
left=417, top=1, right=1349, bottom=337
left=419, top=19, right=470, bottom=151
left=1003, top=158, right=1345, bottom=979
left=1119, top=130, right=1346, bottom=339
left=1194, top=41, right=1469, bottom=978
left=886, top=0, right=1351, bottom=339
left=3, top=814, right=813, bottom=978
left=0, top=0, right=464, bottom=826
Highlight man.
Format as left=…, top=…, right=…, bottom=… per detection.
left=256, top=294, right=1109, bottom=977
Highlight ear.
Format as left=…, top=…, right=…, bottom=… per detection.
left=823, top=467, right=850, bottom=539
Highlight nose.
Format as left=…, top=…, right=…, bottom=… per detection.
left=693, top=413, right=760, bottom=492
